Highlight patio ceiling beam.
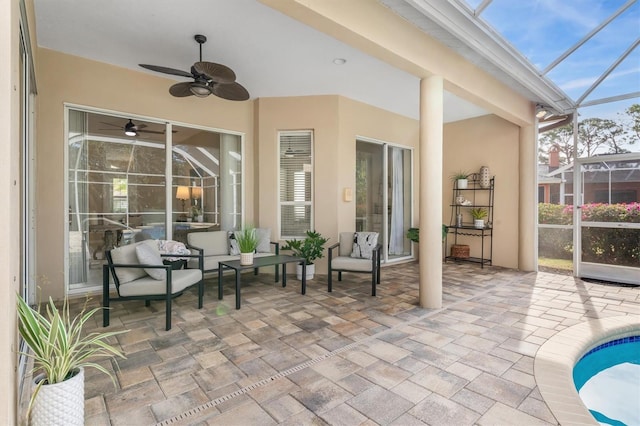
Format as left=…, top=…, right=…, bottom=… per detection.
left=576, top=37, right=640, bottom=106
left=542, top=0, right=637, bottom=75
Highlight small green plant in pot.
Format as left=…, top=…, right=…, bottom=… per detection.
left=17, top=294, right=127, bottom=425
left=470, top=208, right=488, bottom=229
left=282, top=230, right=329, bottom=280
left=235, top=227, right=258, bottom=265
left=451, top=170, right=470, bottom=189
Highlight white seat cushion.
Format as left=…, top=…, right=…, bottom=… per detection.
left=187, top=231, right=229, bottom=255
left=331, top=256, right=373, bottom=272
left=118, top=269, right=202, bottom=297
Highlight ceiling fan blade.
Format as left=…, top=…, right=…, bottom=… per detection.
left=169, top=82, right=195, bottom=97
left=138, top=129, right=166, bottom=135
left=212, top=82, right=250, bottom=101
left=139, top=64, right=193, bottom=78
left=193, top=61, right=236, bottom=83
left=99, top=121, right=123, bottom=128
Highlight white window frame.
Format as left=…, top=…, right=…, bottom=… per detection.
left=278, top=130, right=314, bottom=240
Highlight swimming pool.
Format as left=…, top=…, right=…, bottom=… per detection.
left=573, top=337, right=640, bottom=426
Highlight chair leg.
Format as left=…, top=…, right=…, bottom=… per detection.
left=165, top=295, right=172, bottom=331
left=328, top=263, right=332, bottom=292
left=338, top=271, right=342, bottom=281
left=198, top=279, right=204, bottom=309
left=102, top=265, right=110, bottom=327
left=371, top=269, right=376, bottom=296
left=254, top=268, right=258, bottom=275
left=145, top=300, right=151, bottom=307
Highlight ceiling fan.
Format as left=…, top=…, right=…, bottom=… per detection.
left=139, top=34, right=250, bottom=101
left=99, top=119, right=166, bottom=137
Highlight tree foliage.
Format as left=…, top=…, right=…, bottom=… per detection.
left=539, top=103, right=639, bottom=165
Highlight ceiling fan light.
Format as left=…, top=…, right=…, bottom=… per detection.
left=190, top=82, right=212, bottom=97
left=125, top=129, right=137, bottom=136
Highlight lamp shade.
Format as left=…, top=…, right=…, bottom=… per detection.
left=191, top=186, right=202, bottom=199
left=176, top=186, right=190, bottom=200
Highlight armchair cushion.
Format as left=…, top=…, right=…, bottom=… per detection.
left=350, top=232, right=379, bottom=260
left=135, top=240, right=165, bottom=280
left=109, top=243, right=148, bottom=284
left=187, top=230, right=229, bottom=255
left=118, top=269, right=202, bottom=297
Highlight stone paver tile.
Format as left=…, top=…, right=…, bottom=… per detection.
left=409, top=392, right=481, bottom=425
left=502, top=368, right=536, bottom=389
left=477, top=401, right=554, bottom=425
left=157, top=372, right=199, bottom=398
left=105, top=380, right=165, bottom=414
left=455, top=334, right=500, bottom=352
left=389, top=413, right=429, bottom=425
left=460, top=350, right=513, bottom=376
left=291, top=377, right=352, bottom=414
left=319, top=402, right=368, bottom=425
left=116, top=365, right=154, bottom=389
left=362, top=339, right=412, bottom=363
left=347, top=385, right=414, bottom=424
left=451, top=388, right=495, bottom=414
left=391, top=380, right=432, bottom=404
left=205, top=398, right=277, bottom=426
left=262, top=394, right=307, bottom=422
left=409, top=329, right=455, bottom=349
left=336, top=373, right=376, bottom=395
left=466, top=372, right=531, bottom=408
left=499, top=337, right=540, bottom=357
left=409, top=365, right=468, bottom=398
left=247, top=377, right=299, bottom=403
left=109, top=406, right=157, bottom=426
left=445, top=361, right=483, bottom=381
left=518, top=395, right=558, bottom=424
left=341, top=348, right=380, bottom=368
left=150, top=388, right=209, bottom=422
left=357, top=360, right=412, bottom=390
left=311, top=356, right=362, bottom=382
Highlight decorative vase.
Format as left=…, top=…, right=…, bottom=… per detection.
left=30, top=368, right=84, bottom=426
left=296, top=263, right=314, bottom=280
left=240, top=252, right=254, bottom=265
left=474, top=219, right=485, bottom=229
left=455, top=195, right=465, bottom=205
left=457, top=178, right=468, bottom=189
left=479, top=166, right=491, bottom=189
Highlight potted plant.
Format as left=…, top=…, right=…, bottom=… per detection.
left=451, top=170, right=470, bottom=189
left=406, top=225, right=448, bottom=243
left=282, top=230, right=329, bottom=280
left=17, top=294, right=127, bottom=425
left=191, top=205, right=203, bottom=223
left=235, top=227, right=258, bottom=265
left=470, top=207, right=488, bottom=229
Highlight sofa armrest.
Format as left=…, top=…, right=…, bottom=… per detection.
left=161, top=249, right=203, bottom=271
left=270, top=241, right=280, bottom=255
left=328, top=242, right=340, bottom=259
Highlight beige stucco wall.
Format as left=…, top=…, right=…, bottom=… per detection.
left=255, top=95, right=420, bottom=274
left=35, top=48, right=255, bottom=300
left=443, top=114, right=520, bottom=269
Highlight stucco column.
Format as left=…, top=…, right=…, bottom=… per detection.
left=419, top=76, right=443, bottom=308
left=519, top=124, right=536, bottom=271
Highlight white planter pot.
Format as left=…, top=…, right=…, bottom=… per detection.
left=474, top=219, right=485, bottom=229
left=31, top=368, right=84, bottom=426
left=240, top=252, right=254, bottom=265
left=196, top=215, right=203, bottom=223
left=296, top=263, right=314, bottom=280
left=457, top=179, right=468, bottom=189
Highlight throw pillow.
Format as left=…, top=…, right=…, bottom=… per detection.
left=350, top=232, right=379, bottom=260
left=228, top=231, right=240, bottom=255
left=135, top=240, right=166, bottom=281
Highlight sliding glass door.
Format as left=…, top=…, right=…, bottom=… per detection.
left=66, top=107, right=243, bottom=293
left=356, top=139, right=413, bottom=263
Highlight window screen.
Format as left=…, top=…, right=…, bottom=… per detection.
left=279, top=131, right=313, bottom=238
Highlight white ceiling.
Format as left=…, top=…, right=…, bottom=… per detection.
left=32, top=0, right=491, bottom=123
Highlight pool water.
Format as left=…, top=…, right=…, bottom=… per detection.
left=573, top=337, right=640, bottom=426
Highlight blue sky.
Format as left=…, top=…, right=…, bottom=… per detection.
left=464, top=0, right=639, bottom=122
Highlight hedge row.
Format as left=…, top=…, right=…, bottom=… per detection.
left=538, top=203, right=640, bottom=266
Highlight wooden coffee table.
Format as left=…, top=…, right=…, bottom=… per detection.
left=217, top=255, right=306, bottom=309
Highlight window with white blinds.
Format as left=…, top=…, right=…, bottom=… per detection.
left=279, top=130, right=313, bottom=239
